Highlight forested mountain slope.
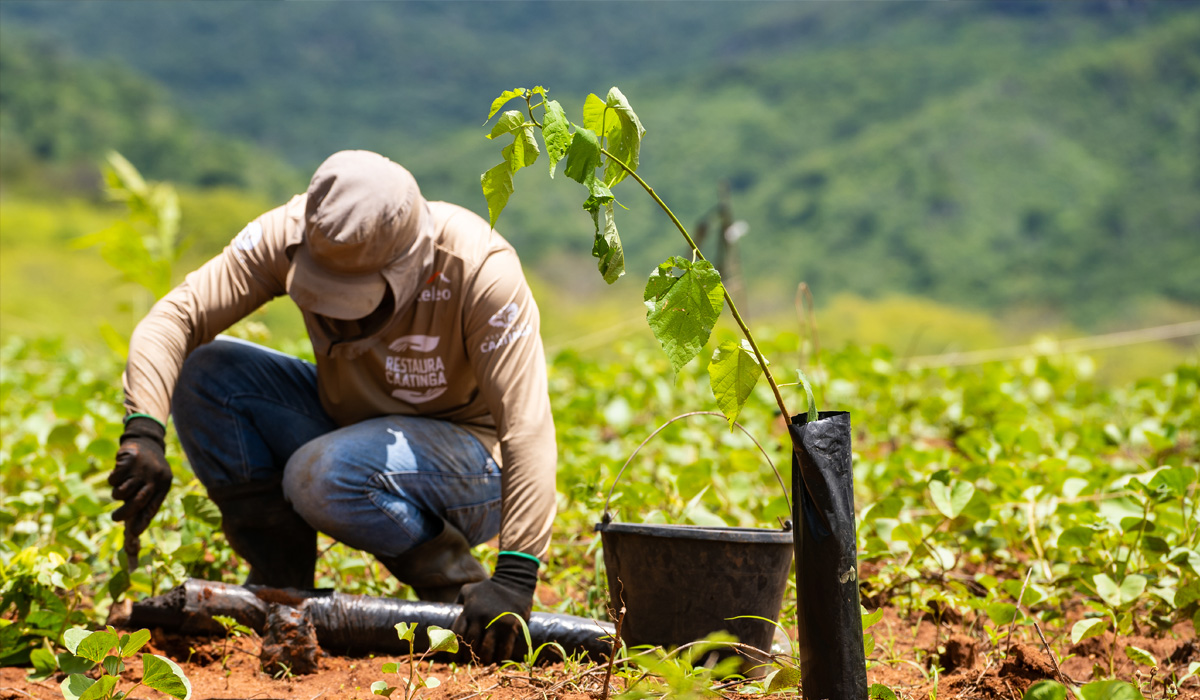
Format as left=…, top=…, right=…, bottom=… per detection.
left=1, top=1, right=1195, bottom=324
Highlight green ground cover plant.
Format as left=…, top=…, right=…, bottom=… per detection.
left=1, top=132, right=1196, bottom=699
left=57, top=627, right=190, bottom=700
left=2, top=329, right=1197, bottom=695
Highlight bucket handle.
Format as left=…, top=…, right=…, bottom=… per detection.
left=601, top=410, right=792, bottom=523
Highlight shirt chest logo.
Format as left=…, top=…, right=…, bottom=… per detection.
left=386, top=335, right=447, bottom=404
left=418, top=271, right=453, bottom=303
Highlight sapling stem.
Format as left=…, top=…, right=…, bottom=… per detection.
left=599, top=148, right=794, bottom=424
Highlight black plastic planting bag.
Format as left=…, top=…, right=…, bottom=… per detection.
left=789, top=411, right=868, bottom=700
left=111, top=578, right=615, bottom=662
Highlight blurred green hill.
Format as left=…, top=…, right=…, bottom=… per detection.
left=1, top=1, right=1197, bottom=330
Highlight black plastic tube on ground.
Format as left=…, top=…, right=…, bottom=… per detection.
left=110, top=578, right=615, bottom=663
left=789, top=411, right=868, bottom=700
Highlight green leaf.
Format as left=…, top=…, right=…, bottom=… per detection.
left=102, top=654, right=124, bottom=677
left=485, top=88, right=526, bottom=122
left=381, top=662, right=399, bottom=673
left=108, top=569, right=130, bottom=602
left=643, top=257, right=725, bottom=374
left=181, top=495, right=221, bottom=527
left=427, top=625, right=459, bottom=654
left=1057, top=526, right=1095, bottom=550
left=80, top=674, right=117, bottom=700
left=1071, top=618, right=1108, bottom=645
left=930, top=479, right=975, bottom=519
left=1118, top=574, right=1146, bottom=606
left=212, top=615, right=236, bottom=631
left=1094, top=574, right=1121, bottom=608
left=1078, top=680, right=1144, bottom=700
left=371, top=680, right=396, bottom=697
left=601, top=87, right=645, bottom=186
left=796, top=369, right=817, bottom=422
left=581, top=93, right=607, bottom=136
left=542, top=99, right=570, bottom=177
left=1168, top=547, right=1200, bottom=576
left=709, top=340, right=762, bottom=427
left=985, top=602, right=1019, bottom=625
left=585, top=196, right=624, bottom=284
left=862, top=608, right=885, bottom=629
left=76, top=630, right=120, bottom=663
left=1174, top=580, right=1200, bottom=608
left=394, top=622, right=416, bottom=643
left=28, top=648, right=58, bottom=681
left=1022, top=680, right=1067, bottom=700
left=1148, top=466, right=1196, bottom=497
left=1124, top=645, right=1156, bottom=667
left=767, top=665, right=802, bottom=692
left=141, top=653, right=192, bottom=700
left=503, top=128, right=541, bottom=173
left=481, top=163, right=515, bottom=229
left=64, top=628, right=91, bottom=656
left=868, top=684, right=899, bottom=700
left=564, top=127, right=604, bottom=194
left=61, top=674, right=95, bottom=700
left=58, top=652, right=94, bottom=675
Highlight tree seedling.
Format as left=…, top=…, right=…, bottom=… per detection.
left=482, top=86, right=797, bottom=429
left=371, top=622, right=458, bottom=700
left=58, top=626, right=191, bottom=700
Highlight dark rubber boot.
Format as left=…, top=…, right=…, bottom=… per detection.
left=377, top=519, right=487, bottom=602
left=207, top=479, right=318, bottom=589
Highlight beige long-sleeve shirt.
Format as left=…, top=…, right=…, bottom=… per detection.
left=124, top=195, right=557, bottom=559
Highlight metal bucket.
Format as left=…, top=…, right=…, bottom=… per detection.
left=595, top=412, right=794, bottom=656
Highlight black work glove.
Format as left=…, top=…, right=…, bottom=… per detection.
left=109, top=417, right=172, bottom=564
left=452, top=553, right=539, bottom=664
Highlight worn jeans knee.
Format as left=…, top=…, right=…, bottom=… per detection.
left=282, top=415, right=502, bottom=559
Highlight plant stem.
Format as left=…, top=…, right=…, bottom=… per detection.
left=600, top=148, right=793, bottom=424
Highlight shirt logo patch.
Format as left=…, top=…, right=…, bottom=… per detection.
left=418, top=271, right=452, bottom=303
left=389, top=335, right=440, bottom=353
left=480, top=303, right=532, bottom=354
left=386, top=335, right=447, bottom=404
left=232, top=221, right=263, bottom=258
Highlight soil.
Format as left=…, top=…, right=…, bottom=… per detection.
left=3, top=602, right=1196, bottom=700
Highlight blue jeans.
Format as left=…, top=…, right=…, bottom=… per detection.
left=172, top=337, right=502, bottom=558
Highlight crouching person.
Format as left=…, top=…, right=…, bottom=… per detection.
left=107, top=150, right=556, bottom=663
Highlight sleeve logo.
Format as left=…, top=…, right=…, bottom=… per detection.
left=488, top=302, right=521, bottom=328
left=233, top=221, right=263, bottom=251
left=480, top=303, right=532, bottom=354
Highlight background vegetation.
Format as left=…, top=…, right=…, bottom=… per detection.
left=1, top=1, right=1198, bottom=340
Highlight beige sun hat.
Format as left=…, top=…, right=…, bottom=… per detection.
left=287, top=150, right=432, bottom=320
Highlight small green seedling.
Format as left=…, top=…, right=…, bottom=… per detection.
left=58, top=626, right=191, bottom=700
left=371, top=622, right=458, bottom=700
left=1021, top=678, right=1150, bottom=699
left=489, top=611, right=568, bottom=676
left=211, top=614, right=254, bottom=672
left=617, top=632, right=742, bottom=700
left=1071, top=572, right=1148, bottom=678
